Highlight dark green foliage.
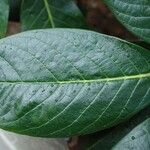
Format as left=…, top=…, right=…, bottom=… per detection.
left=0, top=29, right=149, bottom=137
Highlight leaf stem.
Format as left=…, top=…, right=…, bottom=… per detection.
left=43, top=0, right=55, bottom=28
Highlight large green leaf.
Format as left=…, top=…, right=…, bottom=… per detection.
left=21, top=0, right=87, bottom=31
left=103, top=0, right=150, bottom=43
left=0, top=29, right=149, bottom=137
left=0, top=0, right=9, bottom=38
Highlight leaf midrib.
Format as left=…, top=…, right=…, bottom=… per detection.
left=43, top=0, right=55, bottom=28
left=0, top=73, right=150, bottom=84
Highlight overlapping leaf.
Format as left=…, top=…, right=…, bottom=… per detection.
left=113, top=118, right=150, bottom=150
left=0, top=0, right=9, bottom=38
left=104, top=0, right=150, bottom=43
left=77, top=105, right=150, bottom=150
left=21, top=0, right=87, bottom=31
left=0, top=29, right=149, bottom=137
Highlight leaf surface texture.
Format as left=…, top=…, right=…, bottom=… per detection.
left=0, top=29, right=149, bottom=137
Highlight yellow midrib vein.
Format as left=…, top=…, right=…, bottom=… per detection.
left=0, top=73, right=150, bottom=84
left=43, top=0, right=55, bottom=28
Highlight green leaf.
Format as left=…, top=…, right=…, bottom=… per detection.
left=113, top=118, right=150, bottom=150
left=77, top=105, right=150, bottom=150
left=103, top=0, right=150, bottom=43
left=0, top=0, right=9, bottom=38
left=21, top=0, right=87, bottom=31
left=0, top=29, right=149, bottom=137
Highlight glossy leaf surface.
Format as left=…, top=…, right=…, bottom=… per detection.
left=0, top=0, right=9, bottom=38
left=104, top=0, right=150, bottom=43
left=21, top=0, right=87, bottom=31
left=0, top=29, right=149, bottom=137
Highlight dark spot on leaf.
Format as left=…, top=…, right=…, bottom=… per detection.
left=32, top=90, right=36, bottom=94
left=127, top=54, right=130, bottom=58
left=88, top=87, right=91, bottom=91
left=55, top=99, right=58, bottom=102
left=42, top=89, right=45, bottom=92
left=51, top=84, right=54, bottom=87
left=73, top=90, right=76, bottom=93
left=131, top=136, right=135, bottom=140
